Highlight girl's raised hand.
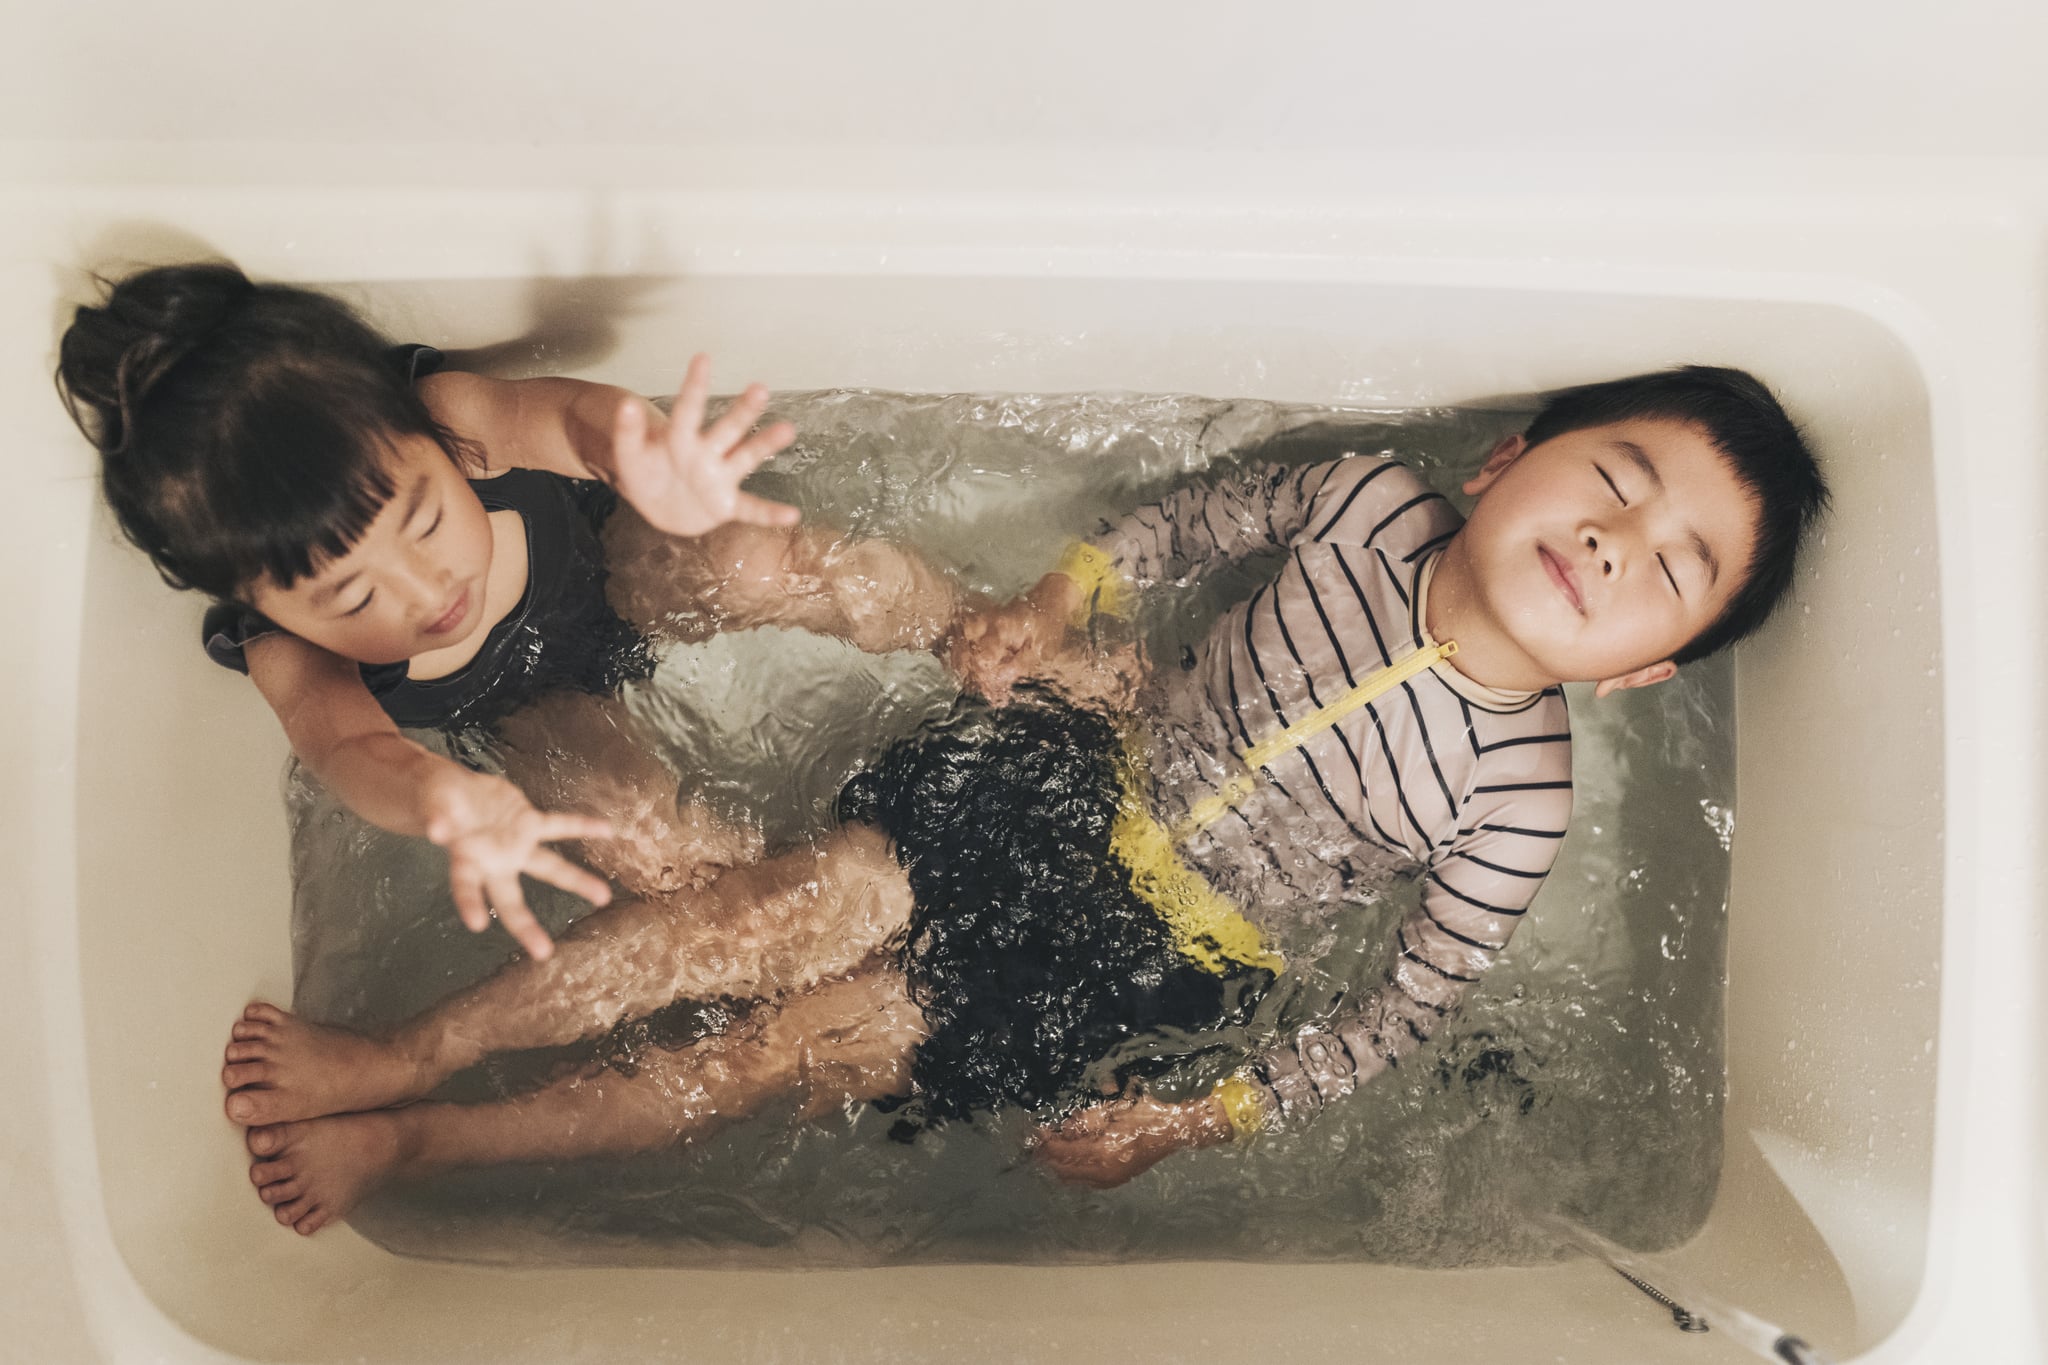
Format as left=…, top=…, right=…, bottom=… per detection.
left=610, top=353, right=800, bottom=537
left=418, top=767, right=616, bottom=961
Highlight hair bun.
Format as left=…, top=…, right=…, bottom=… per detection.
left=56, top=262, right=256, bottom=455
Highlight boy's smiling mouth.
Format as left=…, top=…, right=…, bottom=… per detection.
left=1538, top=545, right=1585, bottom=615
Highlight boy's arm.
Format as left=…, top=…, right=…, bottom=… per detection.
left=1243, top=772, right=1573, bottom=1131
left=954, top=459, right=1358, bottom=701
left=417, top=356, right=798, bottom=536
left=1036, top=755, right=1571, bottom=1186
left=243, top=634, right=613, bottom=960
left=1083, top=458, right=1339, bottom=598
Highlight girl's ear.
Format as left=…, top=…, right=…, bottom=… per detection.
left=1462, top=434, right=1527, bottom=497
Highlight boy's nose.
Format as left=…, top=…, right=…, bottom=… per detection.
left=1584, top=531, right=1616, bottom=577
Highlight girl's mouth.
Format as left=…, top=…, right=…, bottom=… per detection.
left=424, top=587, right=471, bottom=637
left=1538, top=545, right=1584, bottom=614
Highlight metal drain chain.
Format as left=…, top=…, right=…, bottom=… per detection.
left=1609, top=1263, right=1711, bottom=1333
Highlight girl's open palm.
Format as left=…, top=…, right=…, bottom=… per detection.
left=419, top=768, right=616, bottom=960
left=611, top=353, right=800, bottom=537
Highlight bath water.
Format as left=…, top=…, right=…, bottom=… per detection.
left=286, top=390, right=1731, bottom=1268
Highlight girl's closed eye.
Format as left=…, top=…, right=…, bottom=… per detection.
left=343, top=592, right=377, bottom=617
left=1658, top=554, right=1680, bottom=596
left=420, top=509, right=443, bottom=538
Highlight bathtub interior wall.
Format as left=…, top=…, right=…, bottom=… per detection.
left=53, top=260, right=1939, bottom=1364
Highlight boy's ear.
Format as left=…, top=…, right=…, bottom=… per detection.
left=1463, top=434, right=1527, bottom=497
left=1593, top=660, right=1677, bottom=699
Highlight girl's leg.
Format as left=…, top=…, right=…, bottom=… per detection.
left=246, top=962, right=925, bottom=1235
left=494, top=691, right=762, bottom=900
left=223, top=823, right=912, bottom=1127
left=604, top=513, right=968, bottom=655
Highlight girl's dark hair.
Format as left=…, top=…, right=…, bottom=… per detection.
left=56, top=261, right=476, bottom=598
left=1521, top=365, right=1830, bottom=665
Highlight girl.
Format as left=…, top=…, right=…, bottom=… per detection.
left=58, top=261, right=819, bottom=961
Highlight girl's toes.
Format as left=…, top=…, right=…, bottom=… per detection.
left=229, top=1088, right=295, bottom=1126
left=244, top=1003, right=287, bottom=1025
left=225, top=1041, right=264, bottom=1063
left=222, top=1061, right=272, bottom=1090
left=259, top=1180, right=301, bottom=1206
left=246, top=1122, right=294, bottom=1157
left=249, top=1159, right=291, bottom=1186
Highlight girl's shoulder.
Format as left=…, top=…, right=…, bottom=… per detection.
left=411, top=365, right=515, bottom=479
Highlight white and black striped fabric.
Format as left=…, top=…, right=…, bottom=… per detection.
left=1096, top=455, right=1575, bottom=1123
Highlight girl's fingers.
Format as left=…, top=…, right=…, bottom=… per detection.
left=525, top=848, right=613, bottom=907
left=729, top=491, right=803, bottom=528
left=701, top=383, right=770, bottom=453
left=486, top=877, right=555, bottom=961
left=723, top=419, right=796, bottom=471
left=449, top=866, right=491, bottom=933
left=670, top=353, right=713, bottom=432
left=537, top=812, right=616, bottom=843
left=612, top=392, right=649, bottom=460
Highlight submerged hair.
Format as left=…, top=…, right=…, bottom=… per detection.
left=841, top=695, right=1259, bottom=1136
left=56, top=261, right=477, bottom=598
left=1521, top=365, right=1829, bottom=664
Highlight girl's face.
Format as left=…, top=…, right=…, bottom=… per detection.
left=247, top=433, right=494, bottom=665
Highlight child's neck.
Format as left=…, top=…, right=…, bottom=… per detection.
left=1422, top=541, right=1560, bottom=695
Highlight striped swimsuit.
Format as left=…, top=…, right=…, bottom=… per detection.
left=1098, top=455, right=1575, bottom=1123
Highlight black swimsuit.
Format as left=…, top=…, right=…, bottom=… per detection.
left=200, top=346, right=656, bottom=731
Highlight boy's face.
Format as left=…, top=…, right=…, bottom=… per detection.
left=248, top=432, right=496, bottom=666
left=1456, top=417, right=1759, bottom=694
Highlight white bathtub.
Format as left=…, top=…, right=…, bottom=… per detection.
left=3, top=12, right=2043, bottom=1360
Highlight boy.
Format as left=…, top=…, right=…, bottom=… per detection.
left=220, top=366, right=1826, bottom=1233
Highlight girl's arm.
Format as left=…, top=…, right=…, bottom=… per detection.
left=243, top=633, right=613, bottom=960
left=417, top=354, right=798, bottom=537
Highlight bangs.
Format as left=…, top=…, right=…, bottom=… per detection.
left=151, top=378, right=407, bottom=596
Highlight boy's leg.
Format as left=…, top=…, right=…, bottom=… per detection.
left=223, top=822, right=912, bottom=1126
left=246, top=961, right=925, bottom=1235
left=494, top=691, right=762, bottom=900
left=604, top=514, right=968, bottom=655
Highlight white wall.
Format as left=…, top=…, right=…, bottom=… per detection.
left=4, top=3, right=2046, bottom=158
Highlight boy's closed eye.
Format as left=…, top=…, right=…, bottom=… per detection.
left=342, top=591, right=376, bottom=617
left=1596, top=465, right=1627, bottom=506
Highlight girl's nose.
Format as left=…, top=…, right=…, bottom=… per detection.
left=397, top=555, right=455, bottom=610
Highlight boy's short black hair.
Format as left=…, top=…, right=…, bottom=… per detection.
left=1522, top=365, right=1829, bottom=665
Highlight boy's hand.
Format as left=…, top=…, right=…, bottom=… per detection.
left=417, top=767, right=616, bottom=961
left=610, top=353, right=800, bottom=537
left=948, top=597, right=1065, bottom=703
left=1031, top=1092, right=1233, bottom=1189
left=946, top=571, right=1087, bottom=703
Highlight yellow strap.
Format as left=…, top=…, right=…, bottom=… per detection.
left=1212, top=1072, right=1271, bottom=1140
left=1055, top=541, right=1131, bottom=625
left=1174, top=640, right=1459, bottom=839
left=1112, top=741, right=1285, bottom=976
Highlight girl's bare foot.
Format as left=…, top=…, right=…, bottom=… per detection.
left=222, top=1002, right=432, bottom=1126
left=246, top=1113, right=409, bottom=1235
